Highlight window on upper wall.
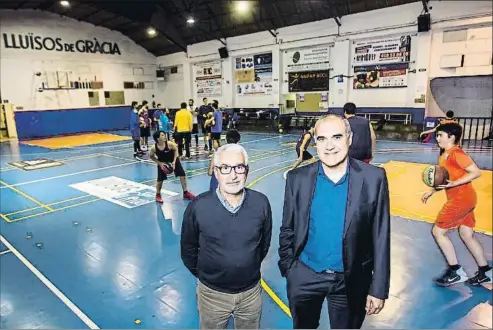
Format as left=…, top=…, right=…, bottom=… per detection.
left=443, top=29, right=467, bottom=43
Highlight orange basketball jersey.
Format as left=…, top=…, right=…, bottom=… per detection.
left=438, top=146, right=476, bottom=203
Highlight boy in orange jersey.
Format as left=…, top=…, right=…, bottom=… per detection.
left=422, top=123, right=491, bottom=287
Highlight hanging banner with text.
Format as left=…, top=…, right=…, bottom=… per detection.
left=353, top=63, right=409, bottom=89
left=234, top=52, right=273, bottom=96
left=284, top=45, right=330, bottom=72
left=352, top=35, right=411, bottom=66
left=194, top=61, right=222, bottom=97
left=352, top=35, right=411, bottom=89
left=288, top=70, right=330, bottom=92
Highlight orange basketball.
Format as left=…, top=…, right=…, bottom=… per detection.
left=423, top=165, right=449, bottom=188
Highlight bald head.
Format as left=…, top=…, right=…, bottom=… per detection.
left=314, top=114, right=352, bottom=138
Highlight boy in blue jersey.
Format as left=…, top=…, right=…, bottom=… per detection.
left=130, top=101, right=144, bottom=159
left=159, top=108, right=171, bottom=140
left=210, top=101, right=223, bottom=150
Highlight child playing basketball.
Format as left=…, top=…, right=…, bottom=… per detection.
left=291, top=125, right=316, bottom=170
left=421, top=123, right=491, bottom=287
left=149, top=130, right=195, bottom=203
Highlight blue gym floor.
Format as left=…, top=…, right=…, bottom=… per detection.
left=1, top=131, right=492, bottom=329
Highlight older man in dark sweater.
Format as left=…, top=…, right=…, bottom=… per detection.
left=180, top=143, right=272, bottom=329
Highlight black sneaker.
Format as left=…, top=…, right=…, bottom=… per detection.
left=434, top=267, right=468, bottom=287
left=466, top=269, right=492, bottom=286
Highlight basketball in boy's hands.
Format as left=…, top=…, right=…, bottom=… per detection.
left=423, top=165, right=449, bottom=188
left=160, top=162, right=173, bottom=174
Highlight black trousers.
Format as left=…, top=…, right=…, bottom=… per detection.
left=286, top=260, right=366, bottom=329
left=176, top=132, right=191, bottom=158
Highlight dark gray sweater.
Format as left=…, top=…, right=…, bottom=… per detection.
left=180, top=188, right=272, bottom=293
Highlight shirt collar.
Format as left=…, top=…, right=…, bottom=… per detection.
left=317, top=161, right=350, bottom=185
left=216, top=187, right=246, bottom=213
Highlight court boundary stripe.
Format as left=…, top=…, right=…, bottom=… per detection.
left=0, top=235, right=99, bottom=329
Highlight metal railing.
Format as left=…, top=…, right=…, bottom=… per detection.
left=285, top=112, right=413, bottom=130
left=456, top=116, right=492, bottom=148
left=357, top=112, right=412, bottom=124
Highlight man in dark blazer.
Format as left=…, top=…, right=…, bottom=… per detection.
left=278, top=114, right=390, bottom=329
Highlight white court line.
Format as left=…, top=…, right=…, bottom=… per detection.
left=0, top=137, right=296, bottom=189
left=0, top=160, right=140, bottom=189
left=0, top=235, right=99, bottom=329
left=0, top=249, right=12, bottom=255
left=0, top=133, right=291, bottom=158
left=0, top=149, right=136, bottom=172
left=240, top=135, right=288, bottom=144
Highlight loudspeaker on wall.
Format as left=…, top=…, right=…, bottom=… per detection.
left=418, top=14, right=430, bottom=32
left=218, top=47, right=228, bottom=59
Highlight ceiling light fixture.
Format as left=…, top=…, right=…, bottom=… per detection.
left=187, top=17, right=195, bottom=24
left=59, top=0, right=70, bottom=7
left=147, top=28, right=157, bottom=36
left=236, top=1, right=249, bottom=13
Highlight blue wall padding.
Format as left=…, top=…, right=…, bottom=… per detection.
left=14, top=106, right=425, bottom=140
left=15, top=106, right=132, bottom=140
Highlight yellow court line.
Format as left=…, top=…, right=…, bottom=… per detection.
left=5, top=195, right=94, bottom=216
left=3, top=149, right=295, bottom=222
left=0, top=180, right=54, bottom=212
left=0, top=213, right=11, bottom=223
left=246, top=163, right=294, bottom=318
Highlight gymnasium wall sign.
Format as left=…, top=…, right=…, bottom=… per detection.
left=288, top=70, right=330, bottom=92
left=8, top=158, right=64, bottom=171
left=2, top=33, right=121, bottom=55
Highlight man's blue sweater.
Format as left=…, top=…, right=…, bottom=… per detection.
left=180, top=188, right=272, bottom=293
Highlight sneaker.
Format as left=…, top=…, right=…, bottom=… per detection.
left=183, top=191, right=195, bottom=200
left=467, top=269, right=492, bottom=286
left=155, top=194, right=163, bottom=203
left=434, top=267, right=468, bottom=287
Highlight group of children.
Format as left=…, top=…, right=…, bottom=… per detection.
left=129, top=98, right=236, bottom=203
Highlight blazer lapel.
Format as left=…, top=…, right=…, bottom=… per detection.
left=344, top=159, right=364, bottom=237
left=301, top=162, right=319, bottom=236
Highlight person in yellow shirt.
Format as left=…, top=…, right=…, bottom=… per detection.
left=174, top=102, right=193, bottom=159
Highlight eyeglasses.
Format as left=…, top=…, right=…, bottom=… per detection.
left=215, top=164, right=248, bottom=175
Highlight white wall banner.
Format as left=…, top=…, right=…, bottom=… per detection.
left=193, top=61, right=222, bottom=97
left=352, top=35, right=411, bottom=66
left=284, top=46, right=330, bottom=72
left=234, top=52, right=273, bottom=96
left=352, top=35, right=411, bottom=89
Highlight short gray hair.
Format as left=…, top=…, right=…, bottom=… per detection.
left=314, top=114, right=352, bottom=138
left=214, top=143, right=249, bottom=167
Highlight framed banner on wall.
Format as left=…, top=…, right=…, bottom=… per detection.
left=352, top=35, right=412, bottom=89
left=234, top=52, right=273, bottom=96
left=284, top=45, right=330, bottom=72
left=193, top=61, right=222, bottom=97
left=288, top=70, right=330, bottom=92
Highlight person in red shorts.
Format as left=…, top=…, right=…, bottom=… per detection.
left=422, top=123, right=491, bottom=287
